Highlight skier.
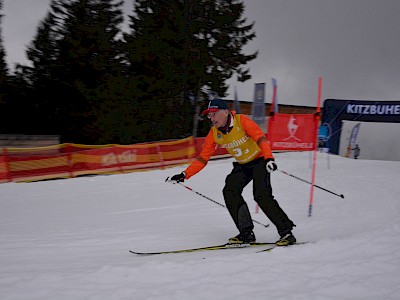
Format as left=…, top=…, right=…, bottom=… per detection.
left=169, top=99, right=296, bottom=246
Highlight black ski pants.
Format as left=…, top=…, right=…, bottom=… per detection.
left=222, top=157, right=295, bottom=236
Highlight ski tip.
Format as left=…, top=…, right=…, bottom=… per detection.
left=130, top=250, right=158, bottom=255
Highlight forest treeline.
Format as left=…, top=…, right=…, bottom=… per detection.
left=0, top=0, right=257, bottom=144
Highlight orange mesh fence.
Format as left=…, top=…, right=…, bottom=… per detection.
left=0, top=149, right=11, bottom=183
left=1, top=136, right=206, bottom=183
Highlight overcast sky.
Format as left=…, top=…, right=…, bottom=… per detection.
left=2, top=0, right=400, bottom=106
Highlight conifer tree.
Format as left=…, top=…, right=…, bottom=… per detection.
left=0, top=0, right=13, bottom=133
left=0, top=0, right=8, bottom=106
left=25, top=0, right=127, bottom=143
left=124, top=0, right=257, bottom=139
left=124, top=0, right=191, bottom=141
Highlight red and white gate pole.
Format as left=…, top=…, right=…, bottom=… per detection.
left=309, top=77, right=323, bottom=217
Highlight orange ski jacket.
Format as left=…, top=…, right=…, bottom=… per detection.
left=184, top=112, right=274, bottom=179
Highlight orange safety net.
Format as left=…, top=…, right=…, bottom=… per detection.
left=1, top=137, right=199, bottom=183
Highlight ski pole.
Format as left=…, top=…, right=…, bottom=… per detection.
left=279, top=169, right=345, bottom=199
left=166, top=178, right=269, bottom=228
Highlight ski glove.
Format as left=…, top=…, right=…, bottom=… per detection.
left=266, top=158, right=277, bottom=173
left=170, top=172, right=186, bottom=183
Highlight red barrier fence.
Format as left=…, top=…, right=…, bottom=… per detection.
left=1, top=124, right=319, bottom=184
left=0, top=136, right=229, bottom=183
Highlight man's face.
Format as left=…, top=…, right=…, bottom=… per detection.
left=208, top=109, right=229, bottom=128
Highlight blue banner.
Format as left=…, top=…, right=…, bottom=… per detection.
left=321, top=99, right=400, bottom=154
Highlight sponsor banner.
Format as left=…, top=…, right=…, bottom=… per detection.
left=348, top=123, right=361, bottom=146
left=346, top=103, right=400, bottom=115
left=268, top=113, right=317, bottom=151
left=344, top=122, right=361, bottom=158
left=271, top=78, right=278, bottom=113
left=251, top=83, right=266, bottom=127
left=321, top=99, right=400, bottom=154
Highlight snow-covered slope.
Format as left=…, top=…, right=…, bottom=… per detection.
left=1, top=152, right=399, bottom=300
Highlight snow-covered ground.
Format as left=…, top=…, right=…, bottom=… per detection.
left=1, top=151, right=399, bottom=300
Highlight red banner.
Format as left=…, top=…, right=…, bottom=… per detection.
left=268, top=113, right=318, bottom=151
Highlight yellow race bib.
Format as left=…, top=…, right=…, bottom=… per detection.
left=212, top=114, right=261, bottom=164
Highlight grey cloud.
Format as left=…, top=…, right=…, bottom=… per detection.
left=2, top=0, right=400, bottom=106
